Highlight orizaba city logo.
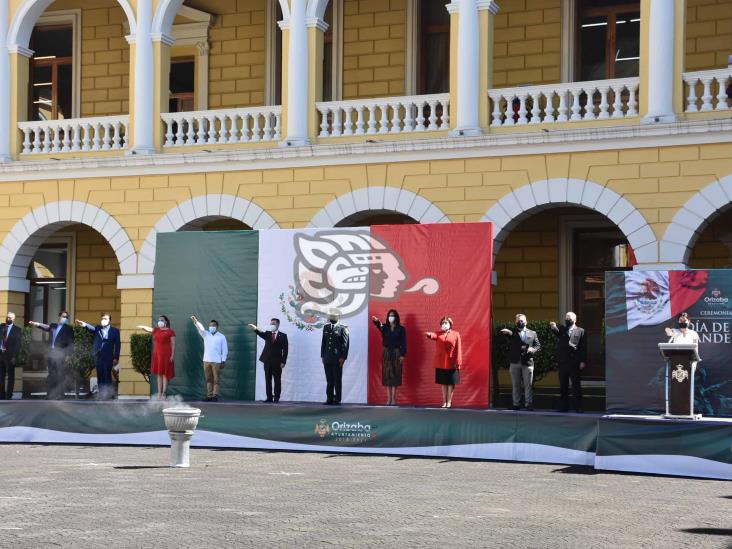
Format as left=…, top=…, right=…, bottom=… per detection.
left=280, top=231, right=439, bottom=330
left=314, top=418, right=376, bottom=442
left=706, top=288, right=729, bottom=305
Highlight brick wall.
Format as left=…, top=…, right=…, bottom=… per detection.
left=493, top=0, right=561, bottom=88
left=48, top=1, right=130, bottom=117
left=686, top=0, right=732, bottom=71
left=182, top=0, right=266, bottom=109
left=493, top=209, right=560, bottom=322
left=343, top=0, right=406, bottom=99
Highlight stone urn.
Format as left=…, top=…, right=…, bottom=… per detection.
left=162, top=407, right=202, bottom=468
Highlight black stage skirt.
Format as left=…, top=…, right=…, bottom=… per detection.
left=435, top=368, right=460, bottom=386
left=381, top=348, right=403, bottom=387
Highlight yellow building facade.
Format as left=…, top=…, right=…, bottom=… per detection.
left=0, top=0, right=731, bottom=398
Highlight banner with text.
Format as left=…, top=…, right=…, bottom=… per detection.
left=606, top=269, right=732, bottom=416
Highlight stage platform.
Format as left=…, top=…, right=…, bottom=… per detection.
left=0, top=401, right=729, bottom=480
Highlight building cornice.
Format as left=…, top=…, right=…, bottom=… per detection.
left=0, top=118, right=731, bottom=182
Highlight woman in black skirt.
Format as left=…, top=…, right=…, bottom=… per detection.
left=371, top=309, right=407, bottom=406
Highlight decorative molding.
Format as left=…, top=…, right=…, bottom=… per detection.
left=308, top=188, right=450, bottom=227
left=151, top=32, right=175, bottom=46
left=1, top=117, right=732, bottom=181
left=476, top=0, right=500, bottom=14
left=305, top=17, right=329, bottom=32
left=137, top=194, right=281, bottom=274
left=482, top=179, right=659, bottom=264
left=7, top=45, right=34, bottom=58
left=0, top=201, right=138, bottom=291
left=659, top=174, right=732, bottom=265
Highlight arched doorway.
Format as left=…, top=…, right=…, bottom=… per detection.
left=179, top=216, right=252, bottom=231
left=688, top=208, right=732, bottom=269
left=335, top=210, right=418, bottom=227
left=493, top=207, right=635, bottom=410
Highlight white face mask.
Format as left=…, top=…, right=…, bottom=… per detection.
left=157, top=320, right=166, bottom=328
left=388, top=316, right=396, bottom=323
left=441, top=323, right=450, bottom=331
left=101, top=319, right=110, bottom=327
left=208, top=326, right=217, bottom=334
left=270, top=324, right=277, bottom=331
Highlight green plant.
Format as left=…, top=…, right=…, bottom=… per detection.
left=17, top=326, right=32, bottom=368
left=492, top=320, right=559, bottom=382
left=69, top=325, right=96, bottom=379
left=130, top=333, right=152, bottom=382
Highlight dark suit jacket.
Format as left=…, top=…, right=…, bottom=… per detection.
left=551, top=324, right=587, bottom=367
left=40, top=323, right=74, bottom=355
left=255, top=330, right=288, bottom=366
left=89, top=325, right=121, bottom=364
left=0, top=323, right=22, bottom=358
left=503, top=328, right=540, bottom=366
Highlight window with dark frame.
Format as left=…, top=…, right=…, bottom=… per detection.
left=29, top=25, right=73, bottom=121
left=418, top=0, right=450, bottom=95
left=577, top=1, right=640, bottom=81
left=169, top=57, right=195, bottom=113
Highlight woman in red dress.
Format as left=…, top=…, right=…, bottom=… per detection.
left=136, top=315, right=176, bottom=400
left=425, top=316, right=463, bottom=408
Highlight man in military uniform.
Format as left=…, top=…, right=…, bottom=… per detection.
left=321, top=310, right=349, bottom=405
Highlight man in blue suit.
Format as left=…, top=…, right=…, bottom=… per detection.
left=76, top=313, right=120, bottom=400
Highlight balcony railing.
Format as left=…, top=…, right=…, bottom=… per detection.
left=161, top=106, right=282, bottom=147
left=683, top=68, right=732, bottom=113
left=488, top=78, right=639, bottom=127
left=18, top=116, right=129, bottom=154
left=316, top=94, right=450, bottom=137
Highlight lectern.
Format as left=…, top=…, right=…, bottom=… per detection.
left=658, top=343, right=701, bottom=420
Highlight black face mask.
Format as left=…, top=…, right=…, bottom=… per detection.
left=5, top=319, right=12, bottom=325
left=565, top=319, right=574, bottom=328
left=679, top=322, right=689, bottom=329
left=516, top=321, right=526, bottom=329
left=329, top=319, right=338, bottom=324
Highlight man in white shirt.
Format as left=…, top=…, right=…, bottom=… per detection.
left=664, top=312, right=701, bottom=365
left=191, top=315, right=228, bottom=402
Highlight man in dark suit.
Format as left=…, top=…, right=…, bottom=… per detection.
left=321, top=310, right=349, bottom=405
left=29, top=311, right=75, bottom=400
left=247, top=318, right=289, bottom=403
left=500, top=313, right=540, bottom=411
left=0, top=312, right=22, bottom=400
left=76, top=313, right=121, bottom=400
left=550, top=311, right=587, bottom=413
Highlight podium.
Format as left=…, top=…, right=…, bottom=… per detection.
left=658, top=343, right=701, bottom=420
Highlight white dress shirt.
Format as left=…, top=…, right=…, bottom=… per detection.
left=195, top=321, right=229, bottom=363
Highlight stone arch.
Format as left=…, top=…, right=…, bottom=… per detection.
left=307, top=187, right=450, bottom=227
left=151, top=0, right=184, bottom=38
left=138, top=194, right=280, bottom=274
left=482, top=178, right=658, bottom=264
left=659, top=174, right=732, bottom=266
left=306, top=0, right=330, bottom=20
left=9, top=0, right=137, bottom=50
left=0, top=201, right=137, bottom=291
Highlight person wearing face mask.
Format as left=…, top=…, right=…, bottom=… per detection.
left=191, top=315, right=228, bottom=402
left=549, top=312, right=587, bottom=413
left=321, top=310, right=349, bottom=405
left=29, top=310, right=75, bottom=399
left=664, top=312, right=700, bottom=360
left=371, top=309, right=407, bottom=406
left=500, top=313, right=540, bottom=411
left=425, top=316, right=462, bottom=408
left=76, top=313, right=121, bottom=400
left=247, top=318, right=289, bottom=403
left=0, top=312, right=22, bottom=400
left=136, top=315, right=176, bottom=400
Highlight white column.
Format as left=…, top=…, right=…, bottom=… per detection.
left=0, top=1, right=12, bottom=162
left=131, top=0, right=156, bottom=154
left=449, top=0, right=481, bottom=137
left=641, top=0, right=677, bottom=124
left=283, top=0, right=310, bottom=146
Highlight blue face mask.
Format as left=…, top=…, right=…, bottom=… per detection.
left=59, top=317, right=68, bottom=325
left=208, top=326, right=217, bottom=334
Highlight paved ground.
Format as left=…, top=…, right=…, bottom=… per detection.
left=0, top=444, right=729, bottom=548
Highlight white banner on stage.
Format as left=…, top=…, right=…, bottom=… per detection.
left=255, top=228, right=369, bottom=403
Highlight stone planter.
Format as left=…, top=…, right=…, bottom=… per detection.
left=162, top=407, right=202, bottom=468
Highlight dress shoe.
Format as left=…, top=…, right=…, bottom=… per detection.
left=557, top=408, right=569, bottom=413
left=511, top=405, right=520, bottom=411
left=262, top=398, right=273, bottom=403
left=575, top=409, right=584, bottom=414
left=274, top=398, right=280, bottom=403
left=211, top=396, right=219, bottom=402
left=525, top=406, right=534, bottom=411
left=323, top=400, right=333, bottom=405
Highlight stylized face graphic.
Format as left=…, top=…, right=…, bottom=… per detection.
left=294, top=231, right=412, bottom=318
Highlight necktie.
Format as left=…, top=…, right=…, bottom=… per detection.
left=271, top=332, right=276, bottom=343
